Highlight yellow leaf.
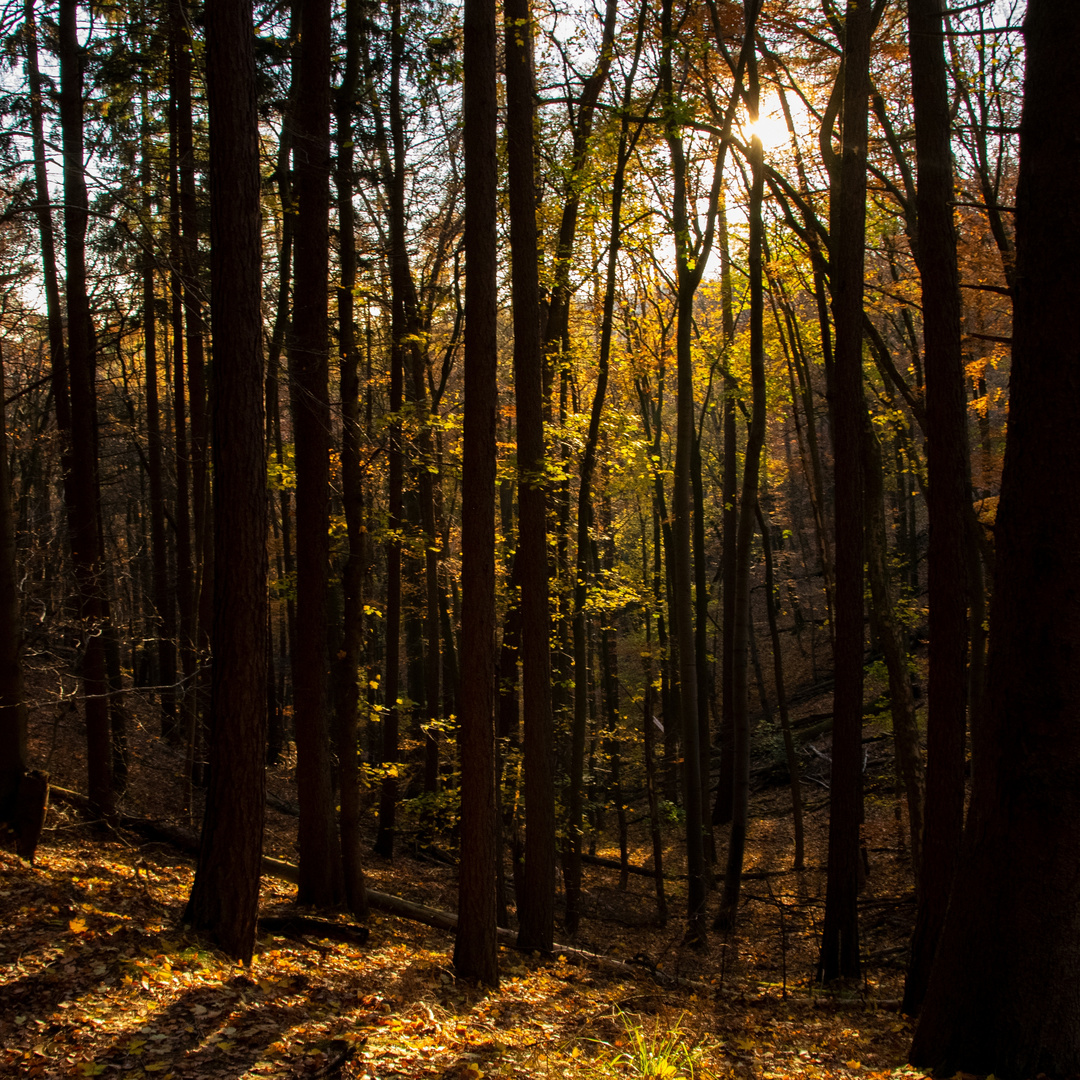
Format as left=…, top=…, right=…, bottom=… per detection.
left=845, top=1061, right=862, bottom=1070
left=145, top=1063, right=168, bottom=1072
left=69, top=917, right=87, bottom=933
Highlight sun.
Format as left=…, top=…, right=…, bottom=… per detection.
left=742, top=109, right=792, bottom=152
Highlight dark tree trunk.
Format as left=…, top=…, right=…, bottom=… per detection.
left=0, top=345, right=35, bottom=856
left=910, top=5, right=1080, bottom=1072
left=861, top=415, right=923, bottom=877
left=182, top=0, right=267, bottom=964
left=333, top=0, right=368, bottom=920
left=640, top=520, right=667, bottom=924
left=25, top=0, right=69, bottom=438
left=902, top=0, right=972, bottom=1016
left=168, top=19, right=195, bottom=773
left=288, top=0, right=343, bottom=908
left=140, top=100, right=177, bottom=745
left=454, top=0, right=499, bottom=986
left=817, top=0, right=877, bottom=984
left=715, top=38, right=767, bottom=932
left=660, top=0, right=710, bottom=947
left=755, top=501, right=805, bottom=873
left=504, top=0, right=555, bottom=955
left=59, top=0, right=112, bottom=820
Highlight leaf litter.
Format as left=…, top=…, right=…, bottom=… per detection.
left=2, top=688, right=930, bottom=1079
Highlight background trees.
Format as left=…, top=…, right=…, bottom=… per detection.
left=2, top=2, right=1056, bottom=1053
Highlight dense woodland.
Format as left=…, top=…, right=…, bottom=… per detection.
left=1, top=0, right=1079, bottom=1077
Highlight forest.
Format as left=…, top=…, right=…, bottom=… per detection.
left=2, top=0, right=1079, bottom=1077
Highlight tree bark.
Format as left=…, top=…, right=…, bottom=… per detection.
left=910, top=4, right=1080, bottom=1072
left=504, top=0, right=556, bottom=955
left=901, top=0, right=971, bottom=1016
left=817, top=0, right=878, bottom=984
left=182, top=0, right=267, bottom=964
left=59, top=0, right=112, bottom=820
left=288, top=0, right=343, bottom=908
left=454, top=0, right=499, bottom=985
left=333, top=0, right=369, bottom=920
left=715, top=34, right=767, bottom=932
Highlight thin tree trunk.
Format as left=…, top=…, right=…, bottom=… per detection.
left=715, top=77, right=768, bottom=932
left=640, top=515, right=667, bottom=924
left=861, top=415, right=923, bottom=875
left=756, top=501, right=804, bottom=871
left=141, top=96, right=177, bottom=745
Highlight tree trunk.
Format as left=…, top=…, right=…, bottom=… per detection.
left=288, top=0, right=343, bottom=908
left=861, top=415, right=923, bottom=875
left=756, top=501, right=804, bottom=871
left=182, top=0, right=267, bottom=963
left=454, top=0, right=499, bottom=985
left=0, top=344, right=34, bottom=855
left=910, top=5, right=1080, bottom=1071
left=504, top=0, right=556, bottom=955
left=333, top=0, right=368, bottom=920
left=901, top=0, right=972, bottom=1016
left=59, top=0, right=112, bottom=820
left=817, top=0, right=877, bottom=984
left=140, top=97, right=177, bottom=745
left=715, top=42, right=768, bottom=931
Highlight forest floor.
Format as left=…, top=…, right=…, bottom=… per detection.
left=2, top=673, right=929, bottom=1080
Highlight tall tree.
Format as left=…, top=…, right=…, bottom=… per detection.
left=183, top=0, right=267, bottom=964
left=59, top=0, right=112, bottom=819
left=902, top=0, right=972, bottom=1015
left=909, top=2, right=1080, bottom=1072
left=333, top=0, right=369, bottom=920
left=504, top=0, right=556, bottom=954
left=454, top=0, right=499, bottom=986
left=817, top=0, right=881, bottom=984
left=0, top=344, right=39, bottom=860
left=288, top=0, right=343, bottom=907
left=715, top=25, right=768, bottom=926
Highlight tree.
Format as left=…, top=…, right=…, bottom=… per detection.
left=333, top=0, right=369, bottom=921
left=454, top=0, right=499, bottom=986
left=901, top=0, right=972, bottom=1014
left=817, top=0, right=882, bottom=984
left=289, top=0, right=343, bottom=907
left=59, top=0, right=112, bottom=820
left=909, top=2, right=1080, bottom=1073
left=182, top=0, right=267, bottom=965
left=504, top=0, right=556, bottom=955
left=0, top=343, right=40, bottom=860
